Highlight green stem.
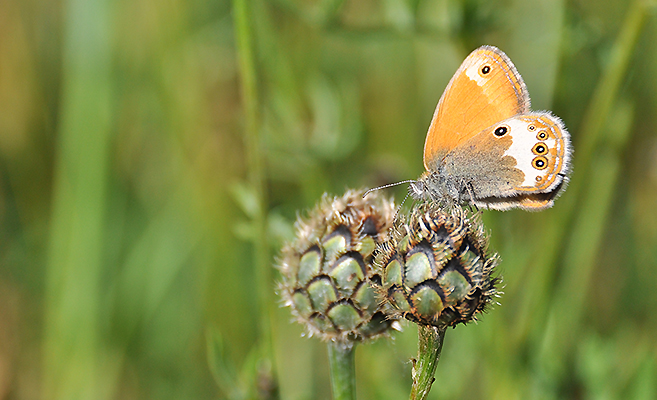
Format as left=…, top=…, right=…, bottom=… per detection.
left=410, top=326, right=447, bottom=400
left=43, top=0, right=113, bottom=398
left=328, top=342, right=357, bottom=400
left=232, top=0, right=277, bottom=397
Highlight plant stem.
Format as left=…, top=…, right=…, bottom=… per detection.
left=232, top=0, right=278, bottom=397
left=410, top=326, right=447, bottom=400
left=43, top=0, right=113, bottom=398
left=328, top=342, right=357, bottom=400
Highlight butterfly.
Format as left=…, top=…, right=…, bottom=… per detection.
left=409, top=45, right=572, bottom=211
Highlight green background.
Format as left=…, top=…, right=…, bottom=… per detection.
left=1, top=0, right=656, bottom=399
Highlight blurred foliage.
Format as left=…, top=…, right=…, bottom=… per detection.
left=1, top=0, right=657, bottom=399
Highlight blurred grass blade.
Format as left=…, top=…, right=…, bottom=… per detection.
left=232, top=0, right=279, bottom=396
left=506, top=0, right=565, bottom=108
left=516, top=0, right=651, bottom=347
left=574, top=0, right=650, bottom=178
left=557, top=99, right=635, bottom=321
left=207, top=328, right=247, bottom=400
left=537, top=98, right=635, bottom=390
left=112, top=193, right=199, bottom=339
left=43, top=0, right=114, bottom=398
left=533, top=2, right=653, bottom=381
left=628, top=356, right=656, bottom=400
left=230, top=182, right=260, bottom=220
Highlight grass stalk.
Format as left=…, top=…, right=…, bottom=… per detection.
left=232, top=0, right=278, bottom=396
left=516, top=0, right=650, bottom=343
left=544, top=0, right=648, bottom=345
left=528, top=1, right=649, bottom=393
left=43, top=0, right=113, bottom=398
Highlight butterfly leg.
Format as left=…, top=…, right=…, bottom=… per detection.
left=465, top=182, right=477, bottom=204
left=393, top=191, right=412, bottom=222
left=464, top=182, right=483, bottom=213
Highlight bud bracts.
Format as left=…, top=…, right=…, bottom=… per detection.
left=278, top=190, right=399, bottom=343
left=376, top=204, right=500, bottom=328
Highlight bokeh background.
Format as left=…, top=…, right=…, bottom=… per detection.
left=1, top=0, right=657, bottom=398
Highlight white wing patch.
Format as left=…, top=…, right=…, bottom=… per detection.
left=503, top=118, right=556, bottom=187
left=465, top=64, right=487, bottom=86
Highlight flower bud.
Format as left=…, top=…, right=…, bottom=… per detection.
left=377, top=204, right=500, bottom=328
left=278, top=190, right=399, bottom=343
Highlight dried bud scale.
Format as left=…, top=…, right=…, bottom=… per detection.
left=376, top=203, right=500, bottom=329
left=278, top=190, right=399, bottom=343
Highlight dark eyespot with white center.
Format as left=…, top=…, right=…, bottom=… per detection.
left=494, top=126, right=508, bottom=137
left=532, top=156, right=548, bottom=170
left=532, top=143, right=548, bottom=155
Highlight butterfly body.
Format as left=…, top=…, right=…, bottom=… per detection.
left=411, top=45, right=572, bottom=211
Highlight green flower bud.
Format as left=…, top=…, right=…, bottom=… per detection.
left=278, top=190, right=400, bottom=343
left=377, top=203, right=500, bottom=328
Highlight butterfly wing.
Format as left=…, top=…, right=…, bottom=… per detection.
left=423, top=45, right=530, bottom=170
left=441, top=112, right=572, bottom=210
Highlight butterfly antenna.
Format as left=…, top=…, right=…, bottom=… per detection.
left=363, top=180, right=416, bottom=198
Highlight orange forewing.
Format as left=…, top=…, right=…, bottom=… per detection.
left=423, top=46, right=530, bottom=170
